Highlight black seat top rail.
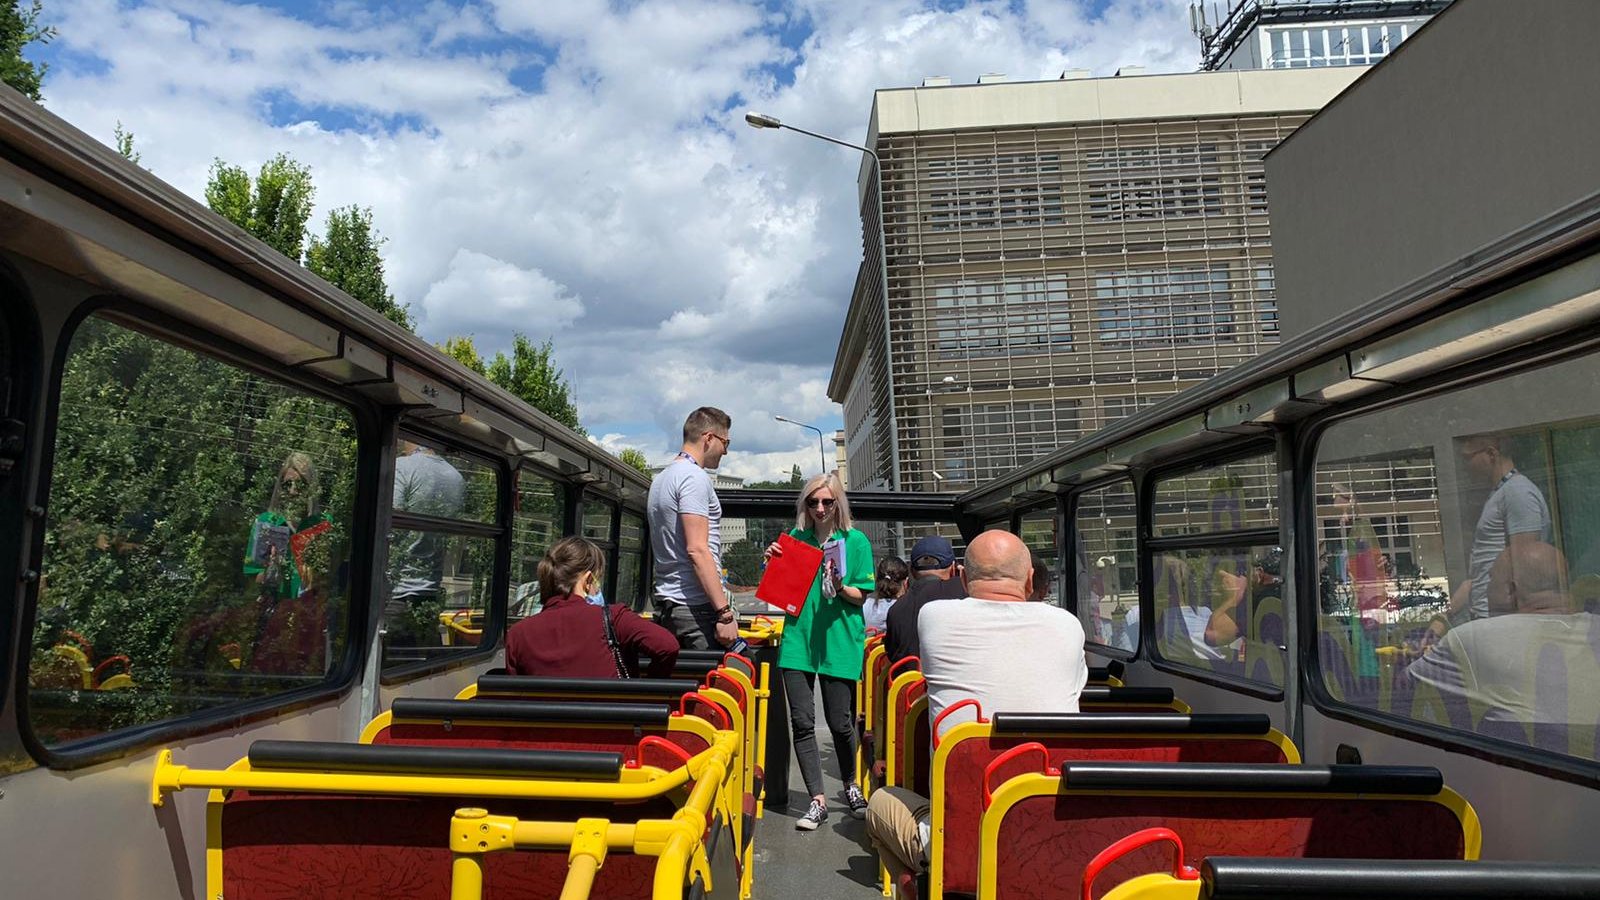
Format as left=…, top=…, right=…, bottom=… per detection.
left=390, top=698, right=672, bottom=726
left=1087, top=661, right=1126, bottom=682
left=1080, top=686, right=1175, bottom=704
left=1058, top=763, right=1444, bottom=795
left=477, top=675, right=700, bottom=698
left=1201, top=857, right=1600, bottom=899
left=247, top=740, right=625, bottom=778
left=990, top=713, right=1270, bottom=735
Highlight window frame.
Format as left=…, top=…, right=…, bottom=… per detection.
left=1140, top=440, right=1287, bottom=701
left=616, top=508, right=649, bottom=613
left=0, top=259, right=39, bottom=713
left=1067, top=474, right=1141, bottom=661
left=579, top=491, right=621, bottom=598
left=379, top=423, right=511, bottom=685
left=18, top=298, right=382, bottom=770
left=508, top=463, right=572, bottom=619
left=1296, top=345, right=1600, bottom=787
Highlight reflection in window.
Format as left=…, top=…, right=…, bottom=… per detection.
left=384, top=435, right=500, bottom=672
left=1147, top=545, right=1285, bottom=688
left=1153, top=453, right=1278, bottom=537
left=30, top=316, right=355, bottom=748
left=1019, top=507, right=1058, bottom=605
left=617, top=512, right=646, bottom=610
left=1316, top=359, right=1599, bottom=763
left=384, top=531, right=495, bottom=664
left=511, top=471, right=561, bottom=620
left=1076, top=481, right=1138, bottom=650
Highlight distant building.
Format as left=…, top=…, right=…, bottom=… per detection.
left=1193, top=0, right=1451, bottom=72
left=830, top=65, right=1364, bottom=492
left=834, top=429, right=849, bottom=489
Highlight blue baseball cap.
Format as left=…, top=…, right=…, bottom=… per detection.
left=909, top=535, right=956, bottom=570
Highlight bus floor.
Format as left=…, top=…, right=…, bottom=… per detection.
left=754, top=688, right=884, bottom=899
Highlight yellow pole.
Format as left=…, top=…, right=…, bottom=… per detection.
left=450, top=809, right=490, bottom=900
left=561, top=855, right=601, bottom=900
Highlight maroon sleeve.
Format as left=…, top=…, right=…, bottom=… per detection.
left=613, top=606, right=679, bottom=678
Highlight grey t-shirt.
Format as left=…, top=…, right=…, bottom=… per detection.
left=1467, top=472, right=1551, bottom=619
left=647, top=458, right=722, bottom=606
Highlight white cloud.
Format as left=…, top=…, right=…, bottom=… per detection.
left=421, top=249, right=584, bottom=339
left=37, top=0, right=1198, bottom=460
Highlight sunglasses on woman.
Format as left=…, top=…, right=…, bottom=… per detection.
left=806, top=497, right=836, bottom=509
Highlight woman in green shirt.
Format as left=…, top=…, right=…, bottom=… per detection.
left=764, top=472, right=875, bottom=831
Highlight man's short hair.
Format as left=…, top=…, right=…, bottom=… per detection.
left=682, top=407, right=732, bottom=444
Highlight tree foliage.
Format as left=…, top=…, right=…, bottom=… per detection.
left=745, top=465, right=805, bottom=490
left=0, top=0, right=53, bottom=101
left=307, top=205, right=410, bottom=329
left=113, top=120, right=139, bottom=164
left=618, top=448, right=650, bottom=476
left=204, top=153, right=316, bottom=262
left=439, top=336, right=487, bottom=375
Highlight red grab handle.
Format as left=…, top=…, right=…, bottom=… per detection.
left=1081, top=827, right=1199, bottom=900
left=92, top=655, right=132, bottom=685
left=631, top=735, right=694, bottom=771
left=721, top=651, right=754, bottom=671
left=981, top=742, right=1056, bottom=810
left=888, top=655, right=921, bottom=680
left=704, top=670, right=747, bottom=709
left=930, top=698, right=987, bottom=750
left=677, top=691, right=732, bottom=731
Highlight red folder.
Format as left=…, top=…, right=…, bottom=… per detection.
left=755, top=533, right=823, bottom=617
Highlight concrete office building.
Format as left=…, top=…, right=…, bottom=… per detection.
left=830, top=65, right=1365, bottom=492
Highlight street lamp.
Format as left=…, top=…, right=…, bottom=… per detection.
left=774, top=415, right=829, bottom=476
left=746, top=110, right=902, bottom=491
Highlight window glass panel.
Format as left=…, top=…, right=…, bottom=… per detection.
left=583, top=502, right=616, bottom=543
left=394, top=439, right=497, bottom=524
left=30, top=316, right=356, bottom=748
left=1314, top=353, right=1600, bottom=763
left=511, top=471, right=562, bottom=619
left=1152, top=545, right=1285, bottom=687
left=1076, top=481, right=1138, bottom=650
left=617, top=512, right=646, bottom=610
left=1153, top=453, right=1278, bottom=536
left=383, top=531, right=495, bottom=670
left=1019, top=507, right=1059, bottom=606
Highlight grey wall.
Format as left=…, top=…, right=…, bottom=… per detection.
left=1267, top=0, right=1600, bottom=339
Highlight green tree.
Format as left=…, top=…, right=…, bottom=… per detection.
left=204, top=153, right=315, bottom=262
left=306, top=205, right=410, bottom=329
left=789, top=464, right=803, bottom=486
left=113, top=121, right=139, bottom=164
left=0, top=1, right=54, bottom=101
left=439, top=335, right=487, bottom=375
left=486, top=333, right=584, bottom=434
left=618, top=447, right=651, bottom=476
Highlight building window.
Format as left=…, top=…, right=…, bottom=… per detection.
left=1092, top=266, right=1238, bottom=348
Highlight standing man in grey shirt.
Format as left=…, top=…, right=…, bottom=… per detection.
left=648, top=407, right=739, bottom=649
left=1443, top=433, right=1552, bottom=631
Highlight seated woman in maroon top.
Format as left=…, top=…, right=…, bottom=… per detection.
left=505, top=536, right=680, bottom=678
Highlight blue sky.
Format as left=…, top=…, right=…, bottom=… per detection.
left=28, top=0, right=1197, bottom=481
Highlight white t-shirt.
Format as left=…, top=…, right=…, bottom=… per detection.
left=919, top=597, right=1088, bottom=740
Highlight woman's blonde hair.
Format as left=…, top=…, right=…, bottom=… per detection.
left=794, top=471, right=853, bottom=532
left=537, top=536, right=606, bottom=599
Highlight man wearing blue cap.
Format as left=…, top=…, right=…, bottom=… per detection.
left=883, top=534, right=965, bottom=664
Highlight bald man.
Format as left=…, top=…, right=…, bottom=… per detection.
left=865, top=530, right=1087, bottom=887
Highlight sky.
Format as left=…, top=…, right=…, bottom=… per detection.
left=28, top=0, right=1200, bottom=482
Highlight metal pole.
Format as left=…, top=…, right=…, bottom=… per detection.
left=773, top=122, right=903, bottom=492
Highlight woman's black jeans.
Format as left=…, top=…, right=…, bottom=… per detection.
left=781, top=667, right=858, bottom=801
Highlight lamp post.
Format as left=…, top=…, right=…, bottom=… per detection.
left=746, top=111, right=902, bottom=492
left=774, top=415, right=829, bottom=476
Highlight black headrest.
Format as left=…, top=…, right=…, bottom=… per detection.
left=390, top=698, right=672, bottom=726
left=477, top=675, right=699, bottom=699
left=1060, top=763, right=1444, bottom=795
left=1201, top=858, right=1600, bottom=899
left=248, top=740, right=624, bottom=778
left=990, top=713, right=1271, bottom=736
left=1104, top=660, right=1125, bottom=679
left=674, top=649, right=729, bottom=662
left=1080, top=686, right=1175, bottom=704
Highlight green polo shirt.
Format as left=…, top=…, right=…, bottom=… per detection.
left=776, top=526, right=876, bottom=679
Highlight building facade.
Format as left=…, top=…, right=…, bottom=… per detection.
left=1194, top=0, right=1451, bottom=72
left=830, top=67, right=1365, bottom=492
